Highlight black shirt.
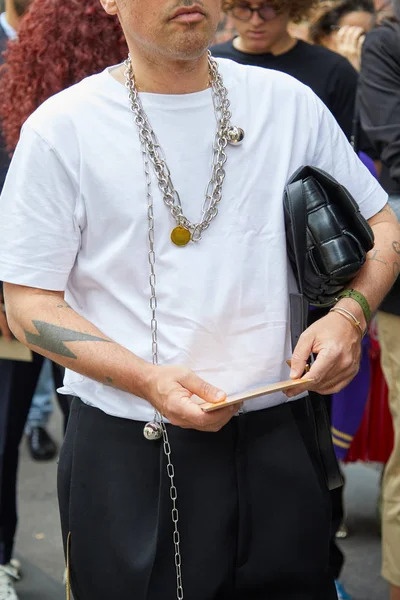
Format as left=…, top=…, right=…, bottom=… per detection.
left=358, top=21, right=400, bottom=315
left=211, top=39, right=358, bottom=140
left=359, top=21, right=400, bottom=195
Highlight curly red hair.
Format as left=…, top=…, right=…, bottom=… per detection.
left=0, top=0, right=128, bottom=152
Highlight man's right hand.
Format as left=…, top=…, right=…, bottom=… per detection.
left=0, top=292, right=13, bottom=342
left=145, top=365, right=239, bottom=432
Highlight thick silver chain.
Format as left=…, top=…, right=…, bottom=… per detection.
left=124, top=52, right=231, bottom=242
left=124, top=55, right=235, bottom=600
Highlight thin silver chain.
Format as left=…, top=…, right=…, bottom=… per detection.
left=141, top=139, right=184, bottom=599
left=124, top=55, right=234, bottom=600
left=124, top=52, right=231, bottom=242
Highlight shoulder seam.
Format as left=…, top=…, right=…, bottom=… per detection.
left=22, top=121, right=78, bottom=191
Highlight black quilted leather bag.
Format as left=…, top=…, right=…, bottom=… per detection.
left=284, top=165, right=374, bottom=307
left=283, top=166, right=374, bottom=493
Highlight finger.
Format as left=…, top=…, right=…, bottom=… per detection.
left=289, top=329, right=314, bottom=379
left=201, top=405, right=241, bottom=432
left=179, top=371, right=226, bottom=404
left=336, top=26, right=347, bottom=40
left=305, top=348, right=338, bottom=387
left=301, top=345, right=359, bottom=395
left=169, top=395, right=237, bottom=431
left=316, top=371, right=358, bottom=395
left=285, top=374, right=314, bottom=398
left=285, top=362, right=353, bottom=397
left=340, top=25, right=361, bottom=40
left=313, top=357, right=360, bottom=394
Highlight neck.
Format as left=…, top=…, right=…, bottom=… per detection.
left=234, top=32, right=297, bottom=56
left=113, top=46, right=211, bottom=94
left=4, top=0, right=20, bottom=32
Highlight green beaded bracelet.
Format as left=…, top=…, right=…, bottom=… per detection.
left=335, top=288, right=371, bottom=326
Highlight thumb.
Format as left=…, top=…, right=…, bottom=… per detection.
left=181, top=371, right=226, bottom=404
left=290, top=330, right=313, bottom=379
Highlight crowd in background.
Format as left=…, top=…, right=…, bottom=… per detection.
left=0, top=1, right=399, bottom=599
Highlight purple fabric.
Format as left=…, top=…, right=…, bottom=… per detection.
left=306, top=152, right=376, bottom=459
left=330, top=152, right=376, bottom=459
left=331, top=335, right=371, bottom=460
left=359, top=151, right=378, bottom=179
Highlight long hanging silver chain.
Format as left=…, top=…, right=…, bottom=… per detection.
left=142, top=143, right=184, bottom=599
left=124, top=55, right=239, bottom=600
left=126, top=64, right=186, bottom=599
left=124, top=52, right=232, bottom=242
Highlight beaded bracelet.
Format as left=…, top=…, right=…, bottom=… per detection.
left=330, top=306, right=365, bottom=338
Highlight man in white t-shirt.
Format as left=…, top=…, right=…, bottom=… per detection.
left=0, top=0, right=398, bottom=598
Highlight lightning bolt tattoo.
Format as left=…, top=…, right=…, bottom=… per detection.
left=24, top=321, right=110, bottom=359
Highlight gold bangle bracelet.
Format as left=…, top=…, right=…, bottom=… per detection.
left=331, top=306, right=361, bottom=328
left=330, top=307, right=364, bottom=337
left=339, top=306, right=367, bottom=338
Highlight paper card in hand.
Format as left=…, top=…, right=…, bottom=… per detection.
left=199, top=378, right=313, bottom=412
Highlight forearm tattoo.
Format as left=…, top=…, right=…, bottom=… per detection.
left=24, top=321, right=110, bottom=359
left=368, top=249, right=387, bottom=265
left=368, top=239, right=400, bottom=280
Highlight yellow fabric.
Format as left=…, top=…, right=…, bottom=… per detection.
left=332, top=435, right=351, bottom=449
left=331, top=426, right=353, bottom=442
left=377, top=311, right=400, bottom=587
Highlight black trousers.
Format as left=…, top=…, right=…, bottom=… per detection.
left=58, top=398, right=337, bottom=600
left=0, top=353, right=71, bottom=564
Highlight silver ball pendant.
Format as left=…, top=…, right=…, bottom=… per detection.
left=143, top=421, right=163, bottom=441
left=227, top=126, right=245, bottom=146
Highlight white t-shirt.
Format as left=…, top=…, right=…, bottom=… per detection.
left=0, top=59, right=387, bottom=422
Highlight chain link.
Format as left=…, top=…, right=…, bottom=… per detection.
left=125, top=51, right=232, bottom=242
left=124, top=54, right=233, bottom=600
left=139, top=132, right=184, bottom=599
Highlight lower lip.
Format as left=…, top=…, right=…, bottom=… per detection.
left=247, top=31, right=266, bottom=38
left=171, top=12, right=205, bottom=23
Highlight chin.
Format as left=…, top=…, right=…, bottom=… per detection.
left=245, top=39, right=272, bottom=54
left=169, top=29, right=214, bottom=59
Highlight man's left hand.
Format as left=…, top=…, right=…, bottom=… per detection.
left=286, top=311, right=362, bottom=397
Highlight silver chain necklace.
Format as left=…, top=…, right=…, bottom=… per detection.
left=124, top=53, right=244, bottom=600
left=124, top=52, right=244, bottom=246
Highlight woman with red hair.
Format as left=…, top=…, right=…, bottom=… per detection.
left=0, top=2, right=127, bottom=599
left=0, top=0, right=128, bottom=152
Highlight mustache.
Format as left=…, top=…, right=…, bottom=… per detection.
left=169, top=0, right=208, bottom=14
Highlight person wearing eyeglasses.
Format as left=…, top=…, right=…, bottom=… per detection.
left=212, top=0, right=358, bottom=140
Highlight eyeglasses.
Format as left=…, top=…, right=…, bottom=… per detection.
left=230, top=4, right=278, bottom=22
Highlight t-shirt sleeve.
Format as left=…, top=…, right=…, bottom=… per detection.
left=309, top=91, right=388, bottom=220
left=0, top=122, right=80, bottom=290
left=327, top=58, right=358, bottom=141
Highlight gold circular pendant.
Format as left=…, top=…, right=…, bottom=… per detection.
left=171, top=226, right=191, bottom=247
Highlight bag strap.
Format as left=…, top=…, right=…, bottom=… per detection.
left=285, top=179, right=309, bottom=350
left=285, top=179, right=306, bottom=289
left=286, top=177, right=344, bottom=491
